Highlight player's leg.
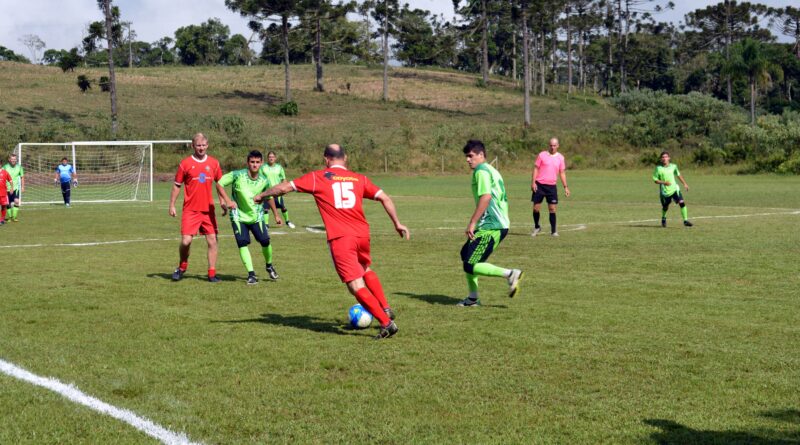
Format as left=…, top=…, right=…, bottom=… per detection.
left=200, top=212, right=220, bottom=282
left=462, top=230, right=523, bottom=300
left=677, top=192, right=692, bottom=227
left=548, top=203, right=558, bottom=236
left=532, top=185, right=544, bottom=236
left=11, top=193, right=20, bottom=221
left=660, top=194, right=670, bottom=227
left=359, top=238, right=394, bottom=320
left=0, top=203, right=6, bottom=224
left=253, top=220, right=278, bottom=280
left=233, top=221, right=257, bottom=284
left=543, top=184, right=559, bottom=236
left=60, top=182, right=70, bottom=206
left=276, top=196, right=294, bottom=228
left=174, top=210, right=200, bottom=280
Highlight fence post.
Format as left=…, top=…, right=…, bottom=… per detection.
left=384, top=154, right=388, bottom=173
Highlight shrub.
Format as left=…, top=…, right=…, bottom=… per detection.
left=279, top=101, right=298, bottom=116
left=99, top=76, right=110, bottom=92
left=76, top=75, right=91, bottom=93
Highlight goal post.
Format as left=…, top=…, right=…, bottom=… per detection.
left=13, top=141, right=187, bottom=204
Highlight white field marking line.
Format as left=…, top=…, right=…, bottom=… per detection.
left=0, top=358, right=202, bottom=445
left=0, top=232, right=294, bottom=249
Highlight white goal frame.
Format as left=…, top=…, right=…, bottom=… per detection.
left=14, top=140, right=190, bottom=204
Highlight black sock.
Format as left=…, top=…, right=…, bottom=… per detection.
left=549, top=212, right=557, bottom=233
left=533, top=211, right=540, bottom=228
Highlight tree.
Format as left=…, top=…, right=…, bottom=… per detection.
left=454, top=0, right=499, bottom=85
left=19, top=34, right=46, bottom=64
left=372, top=0, right=400, bottom=100
left=97, top=0, right=120, bottom=135
left=729, top=38, right=782, bottom=124
left=227, top=0, right=301, bottom=103
left=174, top=19, right=231, bottom=65
left=121, top=21, right=137, bottom=67
left=223, top=34, right=252, bottom=65
left=0, top=46, right=30, bottom=63
left=769, top=6, right=800, bottom=59
left=299, top=0, right=356, bottom=92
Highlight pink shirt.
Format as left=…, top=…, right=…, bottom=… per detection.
left=534, top=151, right=565, bottom=185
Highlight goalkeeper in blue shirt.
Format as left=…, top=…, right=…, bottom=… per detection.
left=54, top=157, right=77, bottom=207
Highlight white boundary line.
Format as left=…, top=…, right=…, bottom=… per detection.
left=0, top=358, right=202, bottom=445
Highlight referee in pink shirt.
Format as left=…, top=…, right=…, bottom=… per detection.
left=531, top=138, right=570, bottom=237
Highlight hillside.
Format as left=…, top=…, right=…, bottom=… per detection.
left=0, top=62, right=623, bottom=173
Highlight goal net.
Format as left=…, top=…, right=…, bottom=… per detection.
left=14, top=141, right=153, bottom=204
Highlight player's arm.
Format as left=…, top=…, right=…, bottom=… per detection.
left=652, top=169, right=670, bottom=186
left=254, top=182, right=294, bottom=203
left=216, top=172, right=235, bottom=214
left=19, top=175, right=24, bottom=193
left=267, top=197, right=282, bottom=225
left=559, top=170, right=570, bottom=197
left=374, top=192, right=409, bottom=239
left=215, top=181, right=234, bottom=211
left=467, top=194, right=491, bottom=240
left=677, top=174, right=689, bottom=191
left=168, top=183, right=182, bottom=217
left=531, top=167, right=538, bottom=192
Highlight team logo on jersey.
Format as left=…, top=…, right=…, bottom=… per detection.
left=198, top=173, right=207, bottom=183
left=324, top=171, right=335, bottom=180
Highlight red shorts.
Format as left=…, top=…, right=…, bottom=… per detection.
left=328, top=236, right=371, bottom=283
left=181, top=210, right=217, bottom=236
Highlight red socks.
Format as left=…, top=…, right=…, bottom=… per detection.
left=179, top=261, right=188, bottom=272
left=363, top=270, right=389, bottom=310
left=1, top=207, right=5, bottom=221
left=354, top=287, right=390, bottom=327
left=208, top=268, right=216, bottom=278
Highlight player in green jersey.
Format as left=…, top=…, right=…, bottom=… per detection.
left=261, top=151, right=295, bottom=229
left=219, top=150, right=283, bottom=284
left=2, top=154, right=24, bottom=222
left=458, top=140, right=523, bottom=307
left=653, top=151, right=693, bottom=228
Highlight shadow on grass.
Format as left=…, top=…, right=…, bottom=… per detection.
left=762, top=409, right=800, bottom=424
left=644, top=418, right=800, bottom=445
left=394, top=292, right=507, bottom=308
left=146, top=272, right=239, bottom=282
left=214, top=313, right=352, bottom=336
left=211, top=90, right=281, bottom=105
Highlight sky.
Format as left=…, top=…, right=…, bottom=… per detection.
left=1, top=0, right=795, bottom=62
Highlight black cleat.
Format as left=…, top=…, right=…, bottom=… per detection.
left=456, top=297, right=481, bottom=307
left=661, top=218, right=667, bottom=228
left=683, top=220, right=693, bottom=227
left=171, top=268, right=185, bottom=281
left=246, top=274, right=258, bottom=285
left=208, top=276, right=221, bottom=283
left=384, top=307, right=396, bottom=320
left=266, top=264, right=279, bottom=280
left=374, top=321, right=398, bottom=340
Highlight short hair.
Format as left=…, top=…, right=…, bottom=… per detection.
left=324, top=144, right=345, bottom=160
left=463, top=140, right=485, bottom=156
left=61, top=157, right=69, bottom=162
left=267, top=151, right=276, bottom=157
left=247, top=150, right=263, bottom=161
left=192, top=133, right=208, bottom=145
left=8, top=154, right=16, bottom=159
left=660, top=151, right=670, bottom=157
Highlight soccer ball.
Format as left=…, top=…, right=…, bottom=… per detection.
left=348, top=304, right=373, bottom=329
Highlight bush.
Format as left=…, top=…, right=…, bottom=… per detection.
left=76, top=75, right=91, bottom=93
left=99, top=76, right=110, bottom=92
left=279, top=101, right=298, bottom=116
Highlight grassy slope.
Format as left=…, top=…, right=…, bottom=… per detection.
left=0, top=62, right=620, bottom=173
left=1, top=171, right=799, bottom=444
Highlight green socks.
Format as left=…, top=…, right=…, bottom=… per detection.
left=473, top=263, right=510, bottom=278
left=681, top=206, right=688, bottom=221
left=239, top=247, right=254, bottom=273
left=281, top=210, right=290, bottom=222
left=262, top=245, right=273, bottom=264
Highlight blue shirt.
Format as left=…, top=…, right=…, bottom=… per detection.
left=56, top=164, right=74, bottom=183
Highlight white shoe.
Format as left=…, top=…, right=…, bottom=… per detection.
left=287, top=221, right=296, bottom=229
left=65, top=203, right=71, bottom=207
left=531, top=227, right=541, bottom=237
left=551, top=232, right=559, bottom=237
left=507, top=269, right=523, bottom=298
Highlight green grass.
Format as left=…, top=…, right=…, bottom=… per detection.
left=1, top=171, right=799, bottom=444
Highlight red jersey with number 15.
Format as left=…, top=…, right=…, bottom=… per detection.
left=174, top=155, right=222, bottom=212
left=291, top=165, right=382, bottom=240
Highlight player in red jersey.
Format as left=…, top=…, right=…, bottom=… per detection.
left=255, top=144, right=409, bottom=339
left=0, top=167, right=14, bottom=225
left=169, top=133, right=233, bottom=282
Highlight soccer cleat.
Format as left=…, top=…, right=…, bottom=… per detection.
left=508, top=269, right=523, bottom=298
left=373, top=321, right=398, bottom=340
left=0, top=220, right=5, bottom=225
left=65, top=203, right=70, bottom=207
left=266, top=264, right=279, bottom=280
left=531, top=226, right=541, bottom=237
left=456, top=297, right=481, bottom=307
left=12, top=218, right=18, bottom=222
left=208, top=276, right=221, bottom=283
left=287, top=221, right=296, bottom=229
left=683, top=220, right=693, bottom=227
left=661, top=218, right=667, bottom=228
left=246, top=274, right=258, bottom=285
left=551, top=232, right=559, bottom=237
left=171, top=268, right=185, bottom=281
left=384, top=307, right=396, bottom=321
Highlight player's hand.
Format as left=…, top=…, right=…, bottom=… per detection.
left=72, top=179, right=78, bottom=187
left=664, top=181, right=671, bottom=186
left=465, top=222, right=476, bottom=240
left=254, top=194, right=264, bottom=204
left=531, top=183, right=537, bottom=192
left=564, top=186, right=570, bottom=197
left=169, top=206, right=176, bottom=217
left=684, top=185, right=690, bottom=192
left=274, top=215, right=284, bottom=226
left=395, top=223, right=410, bottom=240
left=220, top=202, right=228, bottom=217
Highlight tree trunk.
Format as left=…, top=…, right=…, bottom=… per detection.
left=750, top=79, right=756, bottom=125
left=725, top=0, right=732, bottom=103
left=512, top=30, right=517, bottom=84
left=540, top=30, right=546, bottom=95
left=551, top=19, right=557, bottom=84
left=606, top=0, right=614, bottom=95
left=579, top=29, right=585, bottom=93
left=382, top=3, right=389, bottom=101
left=531, top=32, right=538, bottom=95
left=481, top=0, right=489, bottom=85
left=619, top=0, right=627, bottom=93
left=128, top=25, right=133, bottom=68
left=522, top=0, right=530, bottom=127
left=566, top=8, right=573, bottom=95
left=282, top=15, right=292, bottom=102
left=314, top=14, right=324, bottom=92
left=103, top=0, right=118, bottom=136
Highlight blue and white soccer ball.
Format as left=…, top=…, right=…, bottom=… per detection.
left=348, top=304, right=373, bottom=329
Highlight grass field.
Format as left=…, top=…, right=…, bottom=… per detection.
left=1, top=171, right=799, bottom=444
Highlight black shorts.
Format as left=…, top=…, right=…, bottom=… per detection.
left=532, top=182, right=558, bottom=205
left=7, top=190, right=18, bottom=202
left=460, top=229, right=508, bottom=266
left=231, top=220, right=270, bottom=248
left=60, top=181, right=71, bottom=192
left=660, top=191, right=684, bottom=207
